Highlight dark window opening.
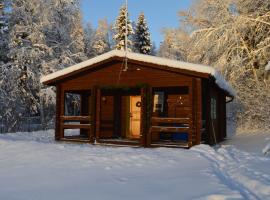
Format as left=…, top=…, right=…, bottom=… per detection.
left=62, top=91, right=91, bottom=140
left=64, top=93, right=81, bottom=116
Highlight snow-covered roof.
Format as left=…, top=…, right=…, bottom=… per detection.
left=41, top=50, right=235, bottom=96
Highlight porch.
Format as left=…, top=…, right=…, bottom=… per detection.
left=56, top=84, right=202, bottom=148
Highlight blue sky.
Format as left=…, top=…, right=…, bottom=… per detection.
left=81, top=0, right=191, bottom=46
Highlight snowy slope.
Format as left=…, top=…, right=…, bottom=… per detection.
left=223, top=131, right=270, bottom=154
left=40, top=50, right=235, bottom=96
left=0, top=130, right=269, bottom=200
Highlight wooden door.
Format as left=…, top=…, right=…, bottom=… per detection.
left=129, top=96, right=141, bottom=139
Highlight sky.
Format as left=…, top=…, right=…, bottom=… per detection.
left=81, top=0, right=192, bottom=46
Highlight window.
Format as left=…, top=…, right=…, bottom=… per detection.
left=64, top=93, right=81, bottom=116
left=153, top=91, right=164, bottom=112
left=211, top=97, right=217, bottom=120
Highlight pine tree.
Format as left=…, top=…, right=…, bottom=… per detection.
left=134, top=12, right=152, bottom=54
left=113, top=4, right=134, bottom=51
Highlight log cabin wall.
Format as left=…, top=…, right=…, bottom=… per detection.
left=204, top=80, right=227, bottom=145
left=52, top=59, right=228, bottom=147
left=99, top=95, right=114, bottom=139
left=194, top=78, right=202, bottom=145
left=55, top=85, right=61, bottom=140
left=60, top=61, right=194, bottom=91
left=58, top=61, right=196, bottom=146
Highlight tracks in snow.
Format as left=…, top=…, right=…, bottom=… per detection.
left=192, top=145, right=270, bottom=200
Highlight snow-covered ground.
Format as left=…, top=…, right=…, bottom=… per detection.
left=0, top=130, right=269, bottom=200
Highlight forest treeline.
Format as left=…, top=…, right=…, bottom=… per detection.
left=0, top=0, right=269, bottom=132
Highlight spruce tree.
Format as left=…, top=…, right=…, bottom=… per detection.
left=113, top=5, right=133, bottom=51
left=134, top=12, right=152, bottom=54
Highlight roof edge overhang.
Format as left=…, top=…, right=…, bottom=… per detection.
left=41, top=50, right=235, bottom=97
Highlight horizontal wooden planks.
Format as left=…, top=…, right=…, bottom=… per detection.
left=151, top=117, right=190, bottom=124
left=63, top=124, right=91, bottom=129
left=61, top=116, right=91, bottom=122
left=150, top=142, right=189, bottom=148
left=60, top=62, right=193, bottom=91
left=151, top=126, right=189, bottom=133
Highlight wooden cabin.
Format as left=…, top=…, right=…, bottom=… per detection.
left=41, top=50, right=235, bottom=148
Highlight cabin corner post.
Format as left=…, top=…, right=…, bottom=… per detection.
left=55, top=85, right=62, bottom=140
left=146, top=86, right=153, bottom=147
left=195, top=78, right=202, bottom=145
left=140, top=87, right=146, bottom=147
left=90, top=86, right=97, bottom=143
left=188, top=80, right=194, bottom=148
left=60, top=87, right=65, bottom=139
left=80, top=93, right=89, bottom=137
left=222, top=93, right=227, bottom=139
left=95, top=87, right=101, bottom=141
left=205, top=81, right=214, bottom=145
left=140, top=84, right=151, bottom=147
left=205, top=81, right=211, bottom=144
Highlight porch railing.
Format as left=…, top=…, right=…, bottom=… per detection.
left=60, top=116, right=91, bottom=129
left=59, top=116, right=92, bottom=141
left=149, top=117, right=193, bottom=148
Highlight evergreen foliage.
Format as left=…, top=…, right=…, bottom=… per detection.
left=113, top=5, right=134, bottom=51
left=134, top=13, right=152, bottom=54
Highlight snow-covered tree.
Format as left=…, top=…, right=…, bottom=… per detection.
left=45, top=0, right=87, bottom=68
left=0, top=0, right=89, bottom=132
left=113, top=4, right=134, bottom=51
left=158, top=29, right=187, bottom=60
left=0, top=63, right=21, bottom=131
left=0, top=1, right=5, bottom=31
left=134, top=13, right=151, bottom=54
left=41, top=0, right=87, bottom=128
left=0, top=0, right=9, bottom=63
left=1, top=0, right=53, bottom=131
left=84, top=22, right=95, bottom=58
left=92, top=19, right=111, bottom=56
left=167, top=0, right=270, bottom=130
